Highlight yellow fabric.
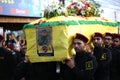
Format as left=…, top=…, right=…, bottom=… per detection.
left=24, top=17, right=118, bottom=63
left=25, top=25, right=71, bottom=63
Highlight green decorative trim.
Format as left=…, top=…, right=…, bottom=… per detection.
left=23, top=24, right=34, bottom=29
left=78, top=21, right=118, bottom=26
left=117, top=22, right=120, bottom=26
left=23, top=20, right=119, bottom=29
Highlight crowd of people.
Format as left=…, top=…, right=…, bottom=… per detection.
left=0, top=32, right=120, bottom=80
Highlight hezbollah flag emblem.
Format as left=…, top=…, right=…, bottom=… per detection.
left=85, top=61, right=93, bottom=70
left=100, top=53, right=106, bottom=60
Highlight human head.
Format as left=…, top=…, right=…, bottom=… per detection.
left=7, top=33, right=15, bottom=40
left=104, top=32, right=113, bottom=47
left=73, top=33, right=88, bottom=52
left=16, top=35, right=21, bottom=41
left=92, top=32, right=104, bottom=47
left=41, top=29, right=47, bottom=37
left=112, top=33, right=120, bottom=47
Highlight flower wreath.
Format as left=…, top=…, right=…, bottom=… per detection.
left=43, top=0, right=100, bottom=18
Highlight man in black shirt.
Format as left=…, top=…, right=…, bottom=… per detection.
left=92, top=32, right=112, bottom=80
left=63, top=33, right=97, bottom=80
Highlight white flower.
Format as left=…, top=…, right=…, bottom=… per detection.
left=57, top=8, right=62, bottom=15
left=87, top=7, right=91, bottom=11
left=81, top=10, right=85, bottom=15
left=78, top=1, right=85, bottom=8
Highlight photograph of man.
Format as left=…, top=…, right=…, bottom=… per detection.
left=38, top=29, right=50, bottom=46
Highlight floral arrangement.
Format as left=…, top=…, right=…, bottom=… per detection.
left=43, top=0, right=100, bottom=18
left=43, top=1, right=67, bottom=18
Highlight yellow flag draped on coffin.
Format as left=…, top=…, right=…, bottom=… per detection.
left=23, top=16, right=118, bottom=63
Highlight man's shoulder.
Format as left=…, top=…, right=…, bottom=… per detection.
left=103, top=47, right=111, bottom=53
left=84, top=52, right=96, bottom=60
left=1, top=47, right=13, bottom=55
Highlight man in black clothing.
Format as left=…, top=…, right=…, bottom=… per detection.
left=107, top=33, right=120, bottom=80
left=63, top=33, right=97, bottom=80
left=0, top=34, right=16, bottom=80
left=92, top=32, right=112, bottom=80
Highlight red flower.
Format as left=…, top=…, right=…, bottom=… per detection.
left=71, top=2, right=77, bottom=5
